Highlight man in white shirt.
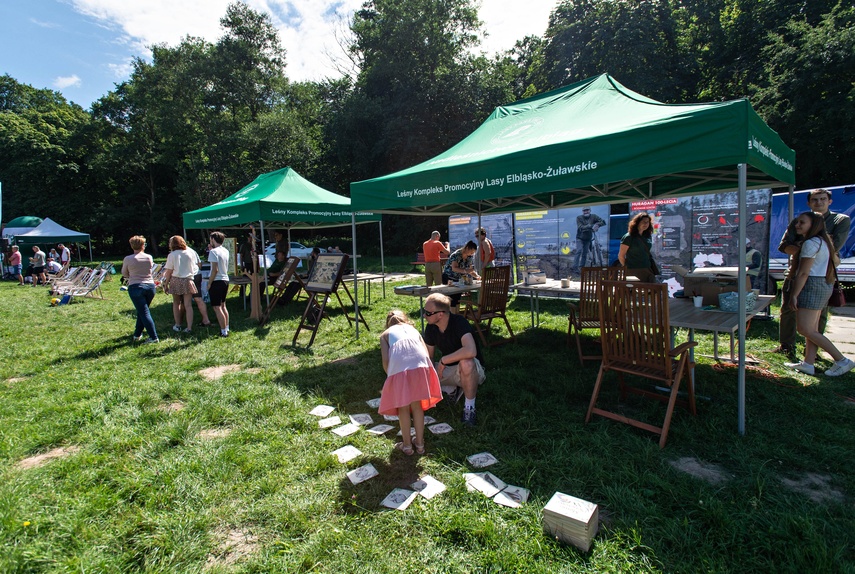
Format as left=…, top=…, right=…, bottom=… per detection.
left=206, top=232, right=231, bottom=337
left=58, top=243, right=71, bottom=266
left=46, top=258, right=63, bottom=273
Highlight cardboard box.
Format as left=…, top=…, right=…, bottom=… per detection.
left=674, top=266, right=752, bottom=305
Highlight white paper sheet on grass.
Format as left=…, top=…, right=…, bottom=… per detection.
left=467, top=452, right=498, bottom=468
left=410, top=475, right=446, bottom=499
left=332, top=423, right=361, bottom=437
left=331, top=445, right=362, bottom=463
left=347, top=463, right=379, bottom=485
left=309, top=405, right=335, bottom=417
left=318, top=416, right=341, bottom=429
left=380, top=488, right=418, bottom=510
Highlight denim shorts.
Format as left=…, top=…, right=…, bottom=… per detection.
left=9, top=264, right=22, bottom=275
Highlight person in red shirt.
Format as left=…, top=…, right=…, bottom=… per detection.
left=422, top=231, right=450, bottom=287
left=9, top=245, right=24, bottom=285
left=474, top=227, right=495, bottom=274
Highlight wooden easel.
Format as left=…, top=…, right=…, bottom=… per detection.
left=292, top=253, right=368, bottom=348
left=337, top=280, right=370, bottom=330
left=259, top=257, right=301, bottom=326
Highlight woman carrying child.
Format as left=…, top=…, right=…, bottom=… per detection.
left=378, top=310, right=443, bottom=455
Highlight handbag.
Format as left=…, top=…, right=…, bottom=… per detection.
left=829, top=281, right=846, bottom=307
left=649, top=259, right=660, bottom=275
left=826, top=253, right=845, bottom=307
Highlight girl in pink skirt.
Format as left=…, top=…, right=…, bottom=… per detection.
left=379, top=310, right=442, bottom=455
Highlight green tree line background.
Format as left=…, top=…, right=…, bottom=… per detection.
left=1, top=0, right=853, bottom=256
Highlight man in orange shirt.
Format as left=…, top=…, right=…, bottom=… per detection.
left=422, top=231, right=450, bottom=286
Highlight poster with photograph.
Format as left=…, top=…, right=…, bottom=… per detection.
left=629, top=197, right=693, bottom=289
left=691, top=189, right=771, bottom=292
left=305, top=253, right=348, bottom=292
left=558, top=205, right=610, bottom=278
left=448, top=213, right=515, bottom=267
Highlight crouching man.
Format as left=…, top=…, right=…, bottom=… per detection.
left=422, top=293, right=486, bottom=426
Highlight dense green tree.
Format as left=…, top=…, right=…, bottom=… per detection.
left=331, top=0, right=516, bottom=249
left=543, top=0, right=696, bottom=102
left=0, top=76, right=93, bottom=229
left=752, top=3, right=855, bottom=187
left=495, top=35, right=550, bottom=101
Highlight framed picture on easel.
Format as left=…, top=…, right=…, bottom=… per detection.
left=306, top=254, right=348, bottom=293
left=222, top=237, right=238, bottom=276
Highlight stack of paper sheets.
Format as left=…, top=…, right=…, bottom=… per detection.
left=542, top=492, right=599, bottom=552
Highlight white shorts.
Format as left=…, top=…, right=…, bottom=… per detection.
left=436, top=358, right=486, bottom=387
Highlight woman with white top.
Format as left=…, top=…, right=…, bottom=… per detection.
left=785, top=211, right=854, bottom=376
left=207, top=231, right=231, bottom=337
left=163, top=235, right=200, bottom=333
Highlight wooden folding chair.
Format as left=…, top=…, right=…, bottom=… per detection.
left=568, top=266, right=626, bottom=366
left=461, top=265, right=515, bottom=346
left=585, top=280, right=697, bottom=448
left=259, top=257, right=301, bottom=326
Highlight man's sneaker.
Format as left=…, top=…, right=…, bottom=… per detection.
left=172, top=325, right=181, bottom=332
left=132, top=334, right=145, bottom=342
left=825, top=358, right=855, bottom=377
left=462, top=407, right=477, bottom=427
left=445, top=387, right=463, bottom=404
left=143, top=338, right=159, bottom=344
left=220, top=331, right=229, bottom=338
left=785, top=361, right=815, bottom=375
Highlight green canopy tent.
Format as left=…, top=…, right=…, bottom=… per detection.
left=351, top=74, right=796, bottom=435
left=182, top=166, right=382, bottom=322
left=13, top=218, right=93, bottom=261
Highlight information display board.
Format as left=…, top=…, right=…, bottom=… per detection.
left=448, top=213, right=514, bottom=266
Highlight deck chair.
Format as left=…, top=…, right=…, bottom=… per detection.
left=585, top=280, right=697, bottom=448
left=150, top=263, right=165, bottom=288
left=65, top=268, right=108, bottom=301
left=568, top=266, right=626, bottom=366
left=461, top=265, right=515, bottom=346
left=47, top=266, right=80, bottom=290
left=51, top=267, right=93, bottom=293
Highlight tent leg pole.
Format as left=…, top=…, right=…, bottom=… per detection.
left=379, top=220, right=385, bottom=298
left=260, top=220, right=269, bottom=310
left=738, top=163, right=747, bottom=436
left=352, top=214, right=360, bottom=339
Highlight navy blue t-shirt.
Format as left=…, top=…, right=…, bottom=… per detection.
left=424, top=313, right=484, bottom=367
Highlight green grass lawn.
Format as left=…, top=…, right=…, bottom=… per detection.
left=1, top=270, right=853, bottom=573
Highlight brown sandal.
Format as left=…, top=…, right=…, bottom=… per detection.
left=395, top=442, right=414, bottom=456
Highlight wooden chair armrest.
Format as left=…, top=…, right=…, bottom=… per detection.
left=669, top=341, right=698, bottom=357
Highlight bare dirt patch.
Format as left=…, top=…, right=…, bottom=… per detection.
left=669, top=457, right=732, bottom=485
left=16, top=446, right=81, bottom=470
left=198, top=364, right=242, bottom=380
left=157, top=401, right=185, bottom=413
left=197, top=428, right=232, bottom=440
left=780, top=473, right=844, bottom=504
left=331, top=357, right=359, bottom=366
left=6, top=377, right=28, bottom=384
left=205, top=528, right=259, bottom=568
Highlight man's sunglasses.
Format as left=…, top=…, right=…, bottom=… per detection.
left=422, top=309, right=444, bottom=317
